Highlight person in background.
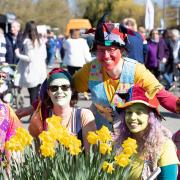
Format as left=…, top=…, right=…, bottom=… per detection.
left=29, top=68, right=96, bottom=153
left=56, top=33, right=65, bottom=67
left=138, top=26, right=147, bottom=42
left=0, top=28, right=6, bottom=64
left=170, top=29, right=180, bottom=85
left=5, top=20, right=23, bottom=65
left=161, top=29, right=175, bottom=91
left=138, top=26, right=148, bottom=60
left=145, top=29, right=169, bottom=81
left=46, top=30, right=56, bottom=68
left=63, top=29, right=92, bottom=76
left=63, top=28, right=92, bottom=100
left=15, top=20, right=47, bottom=105
left=122, top=18, right=145, bottom=63
left=115, top=85, right=179, bottom=180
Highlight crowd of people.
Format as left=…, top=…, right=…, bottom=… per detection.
left=0, top=12, right=180, bottom=179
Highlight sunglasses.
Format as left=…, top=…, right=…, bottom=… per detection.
left=48, top=85, right=71, bottom=92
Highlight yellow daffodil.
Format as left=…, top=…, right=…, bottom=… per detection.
left=122, top=137, right=137, bottom=154
left=39, top=131, right=56, bottom=143
left=102, top=161, right=115, bottom=174
left=5, top=139, right=24, bottom=152
left=40, top=143, right=55, bottom=158
left=59, top=134, right=71, bottom=148
left=56, top=128, right=69, bottom=143
left=114, top=153, right=130, bottom=167
left=69, top=136, right=82, bottom=148
left=15, top=127, right=33, bottom=146
left=96, top=126, right=112, bottom=143
left=87, top=131, right=99, bottom=145
left=123, top=146, right=136, bottom=157
left=68, top=145, right=81, bottom=156
left=5, top=128, right=33, bottom=152
left=99, top=142, right=112, bottom=155
left=46, top=115, right=62, bottom=127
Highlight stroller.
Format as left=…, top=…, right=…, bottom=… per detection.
left=0, top=63, right=24, bottom=109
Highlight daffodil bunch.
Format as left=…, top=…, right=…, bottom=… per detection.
left=2, top=115, right=137, bottom=180
left=5, top=127, right=33, bottom=152
left=87, top=128, right=138, bottom=179
left=39, top=115, right=82, bottom=157
left=87, top=126, right=112, bottom=155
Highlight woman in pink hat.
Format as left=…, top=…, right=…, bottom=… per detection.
left=115, top=85, right=179, bottom=180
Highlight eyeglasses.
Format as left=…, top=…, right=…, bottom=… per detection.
left=96, top=48, right=118, bottom=54
left=48, top=85, right=71, bottom=92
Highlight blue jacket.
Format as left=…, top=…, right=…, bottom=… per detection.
left=125, top=32, right=145, bottom=63
left=5, top=32, right=23, bottom=65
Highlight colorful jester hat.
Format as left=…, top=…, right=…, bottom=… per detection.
left=116, top=85, right=160, bottom=115
left=93, top=12, right=134, bottom=48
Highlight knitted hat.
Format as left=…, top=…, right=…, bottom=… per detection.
left=47, top=68, right=72, bottom=86
left=116, top=85, right=160, bottom=114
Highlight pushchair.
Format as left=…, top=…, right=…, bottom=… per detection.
left=0, top=63, right=25, bottom=109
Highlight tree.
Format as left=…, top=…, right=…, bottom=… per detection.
left=0, top=0, right=71, bottom=33
left=34, top=0, right=70, bottom=32
left=80, top=0, right=146, bottom=28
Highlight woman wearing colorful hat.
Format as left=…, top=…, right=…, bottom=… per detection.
left=72, top=13, right=179, bottom=131
left=29, top=68, right=96, bottom=153
left=115, top=85, right=179, bottom=180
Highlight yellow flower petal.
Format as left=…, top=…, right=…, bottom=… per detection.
left=96, top=126, right=112, bottom=143
left=87, top=131, right=99, bottom=145
left=102, top=161, right=114, bottom=174
left=114, top=153, right=130, bottom=167
left=99, top=142, right=112, bottom=155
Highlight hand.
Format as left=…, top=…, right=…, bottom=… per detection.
left=176, top=63, right=180, bottom=69
left=15, top=106, right=34, bottom=119
left=15, top=48, right=20, bottom=55
left=161, top=57, right=167, bottom=63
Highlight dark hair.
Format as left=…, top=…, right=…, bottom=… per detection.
left=149, top=29, right=159, bottom=38
left=23, top=20, right=40, bottom=46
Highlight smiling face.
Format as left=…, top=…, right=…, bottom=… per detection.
left=48, top=78, right=72, bottom=107
left=125, top=103, right=149, bottom=134
left=11, top=21, right=20, bottom=36
left=96, top=45, right=122, bottom=71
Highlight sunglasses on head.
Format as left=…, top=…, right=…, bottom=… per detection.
left=48, top=85, right=71, bottom=92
